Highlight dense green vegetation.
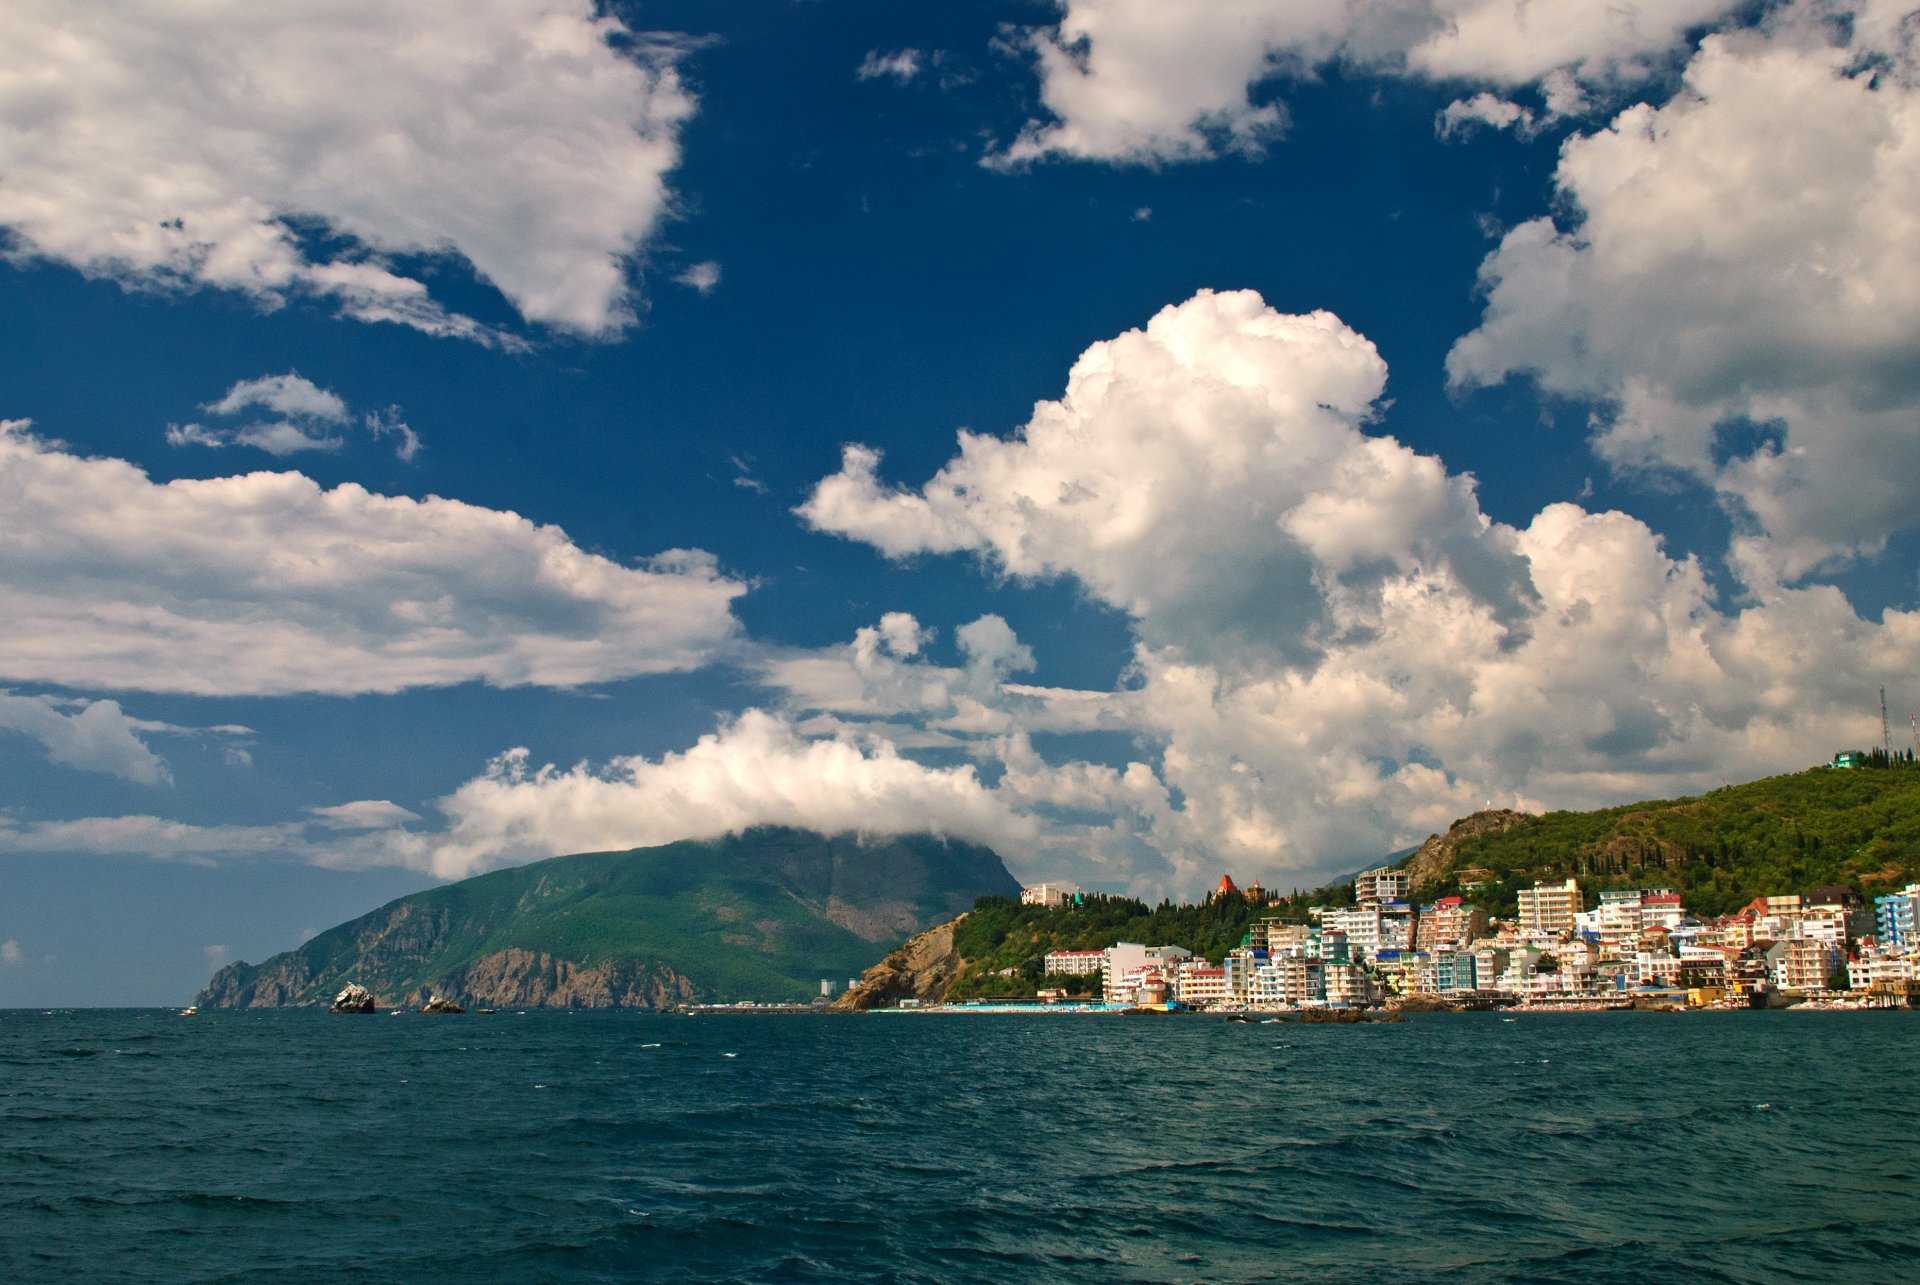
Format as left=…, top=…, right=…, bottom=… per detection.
left=200, top=828, right=1017, bottom=1006
left=946, top=892, right=1280, bottom=998
left=1406, top=763, right=1920, bottom=918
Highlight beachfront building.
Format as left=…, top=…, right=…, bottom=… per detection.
left=1517, top=878, right=1584, bottom=937
left=1249, top=956, right=1324, bottom=1007
left=1102, top=943, right=1193, bottom=1003
left=1042, top=949, right=1105, bottom=977
left=1223, top=946, right=1267, bottom=1006
left=1173, top=965, right=1228, bottom=1008
left=1021, top=881, right=1082, bottom=908
left=1876, top=884, right=1920, bottom=949
left=1773, top=938, right=1843, bottom=992
left=1323, top=963, right=1376, bottom=1007
left=1433, top=949, right=1478, bottom=994
left=1634, top=951, right=1682, bottom=988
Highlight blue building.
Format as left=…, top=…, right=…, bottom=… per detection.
left=1875, top=884, right=1920, bottom=948
left=1434, top=949, right=1477, bottom=994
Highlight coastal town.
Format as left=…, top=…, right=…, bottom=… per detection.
left=1005, top=869, right=1920, bottom=1013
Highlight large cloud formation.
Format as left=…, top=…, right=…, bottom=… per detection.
left=421, top=710, right=1031, bottom=880
left=0, top=711, right=1032, bottom=883
left=0, top=0, right=692, bottom=338
left=802, top=290, right=1920, bottom=889
left=1450, top=2, right=1920, bottom=576
left=996, top=0, right=1741, bottom=164
left=0, top=420, right=744, bottom=695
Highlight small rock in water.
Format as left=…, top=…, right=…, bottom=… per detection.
left=330, top=983, right=376, bottom=1015
left=420, top=995, right=465, bottom=1014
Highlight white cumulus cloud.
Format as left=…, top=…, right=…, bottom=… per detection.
left=421, top=709, right=1032, bottom=879
left=803, top=289, right=1920, bottom=890
left=858, top=49, right=924, bottom=83
left=1449, top=5, right=1920, bottom=575
left=0, top=0, right=695, bottom=339
left=0, top=419, right=745, bottom=696
left=1436, top=92, right=1537, bottom=140
left=0, top=690, right=171, bottom=784
left=995, top=0, right=1742, bottom=165
left=168, top=373, right=420, bottom=460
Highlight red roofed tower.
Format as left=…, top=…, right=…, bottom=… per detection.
left=1215, top=874, right=1239, bottom=899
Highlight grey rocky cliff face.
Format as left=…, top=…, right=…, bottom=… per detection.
left=1401, top=809, right=1530, bottom=892
left=430, top=949, right=697, bottom=1009
left=832, top=915, right=968, bottom=1011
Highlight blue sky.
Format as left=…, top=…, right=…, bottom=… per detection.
left=4, top=0, right=1917, bottom=1004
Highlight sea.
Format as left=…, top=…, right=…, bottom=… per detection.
left=2, top=1008, right=1915, bottom=1284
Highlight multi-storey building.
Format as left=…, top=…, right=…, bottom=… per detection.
left=1172, top=964, right=1228, bottom=1008
left=1639, top=890, right=1684, bottom=932
left=1101, top=943, right=1193, bottom=1003
left=1020, top=881, right=1082, bottom=908
left=1323, top=963, right=1376, bottom=1007
left=1875, top=884, right=1920, bottom=949
left=1773, top=938, right=1842, bottom=992
left=1433, top=949, right=1478, bottom=994
left=1250, top=956, right=1323, bottom=1007
left=1414, top=896, right=1489, bottom=951
left=1256, top=920, right=1314, bottom=955
left=1517, top=878, right=1584, bottom=937
left=1319, top=906, right=1382, bottom=958
left=1042, top=949, right=1104, bottom=977
left=1222, top=946, right=1266, bottom=1006
left=1354, top=866, right=1411, bottom=906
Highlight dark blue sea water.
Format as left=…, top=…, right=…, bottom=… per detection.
left=2, top=1008, right=1915, bottom=1284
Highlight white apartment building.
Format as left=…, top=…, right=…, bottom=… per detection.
left=1321, top=905, right=1410, bottom=960
left=1042, top=949, right=1104, bottom=977
left=1323, top=962, right=1375, bottom=1007
left=1102, top=943, right=1193, bottom=1003
left=1021, top=881, right=1082, bottom=908
left=1354, top=866, right=1411, bottom=905
left=1249, top=956, right=1324, bottom=1007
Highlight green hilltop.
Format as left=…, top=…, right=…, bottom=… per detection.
left=197, top=827, right=1019, bottom=1009
left=1401, top=761, right=1920, bottom=918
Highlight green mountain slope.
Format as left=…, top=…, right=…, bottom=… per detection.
left=1398, top=764, right=1920, bottom=917
left=197, top=827, right=1019, bottom=1008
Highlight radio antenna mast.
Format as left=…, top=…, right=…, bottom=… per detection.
left=1881, top=687, right=1892, bottom=759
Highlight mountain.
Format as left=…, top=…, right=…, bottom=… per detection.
left=1394, top=765, right=1920, bottom=917
left=196, top=827, right=1020, bottom=1009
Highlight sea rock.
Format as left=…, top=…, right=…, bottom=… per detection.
left=832, top=915, right=969, bottom=1011
left=330, top=983, right=376, bottom=1014
left=420, top=995, right=465, bottom=1014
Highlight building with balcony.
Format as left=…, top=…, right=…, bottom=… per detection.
left=1517, top=878, right=1584, bottom=937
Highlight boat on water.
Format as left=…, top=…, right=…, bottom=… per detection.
left=178, top=1006, right=198, bottom=1017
